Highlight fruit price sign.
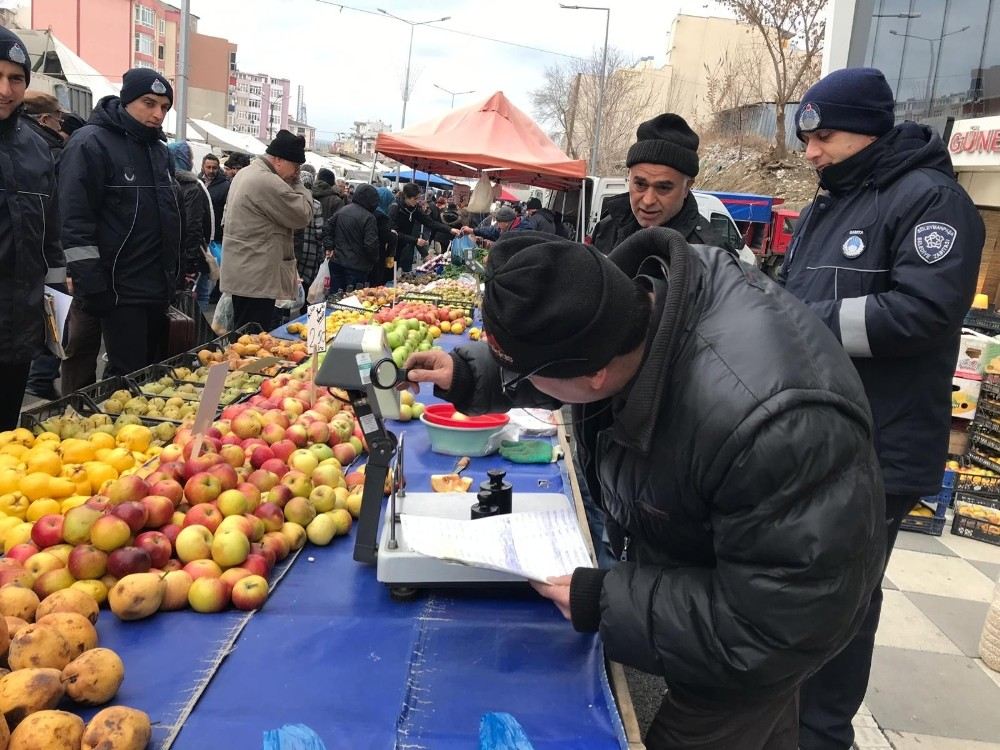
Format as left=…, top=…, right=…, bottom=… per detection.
left=189, top=361, right=231, bottom=457
left=307, top=303, right=327, bottom=354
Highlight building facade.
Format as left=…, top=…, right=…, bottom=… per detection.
left=229, top=70, right=290, bottom=142
left=289, top=118, right=316, bottom=152
left=341, top=119, right=390, bottom=156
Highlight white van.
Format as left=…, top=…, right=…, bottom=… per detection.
left=545, top=177, right=756, bottom=266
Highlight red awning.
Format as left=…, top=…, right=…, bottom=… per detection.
left=497, top=188, right=519, bottom=202
left=374, top=92, right=587, bottom=190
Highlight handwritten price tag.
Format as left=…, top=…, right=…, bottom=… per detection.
left=306, top=302, right=327, bottom=354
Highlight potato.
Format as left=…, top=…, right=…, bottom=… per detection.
left=36, top=613, right=97, bottom=659
left=61, top=648, right=124, bottom=705
left=7, top=624, right=73, bottom=671
left=82, top=706, right=151, bottom=750
left=34, top=588, right=99, bottom=625
left=9, top=709, right=83, bottom=749
left=0, top=588, right=38, bottom=623
left=0, top=668, right=64, bottom=728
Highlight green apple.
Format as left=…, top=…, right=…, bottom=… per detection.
left=306, top=514, right=337, bottom=546
left=211, top=529, right=250, bottom=568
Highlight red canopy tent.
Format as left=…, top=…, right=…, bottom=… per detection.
left=496, top=188, right=519, bottom=203
left=374, top=92, right=586, bottom=191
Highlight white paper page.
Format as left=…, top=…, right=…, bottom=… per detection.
left=400, top=509, right=593, bottom=583
left=45, top=285, right=73, bottom=354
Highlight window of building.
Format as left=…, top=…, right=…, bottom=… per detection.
left=134, top=59, right=155, bottom=70
left=134, top=5, right=155, bottom=27
left=158, top=45, right=164, bottom=60
left=158, top=18, right=165, bottom=35
left=935, top=0, right=990, bottom=117
left=134, top=33, right=154, bottom=56
left=230, top=52, right=237, bottom=72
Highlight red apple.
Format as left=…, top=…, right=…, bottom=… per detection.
left=30, top=514, right=64, bottom=549
left=160, top=523, right=182, bottom=548
left=107, top=546, right=152, bottom=578
left=242, top=552, right=271, bottom=578
left=260, top=423, right=286, bottom=446
left=160, top=569, right=193, bottom=610
left=332, top=442, right=358, bottom=466
left=111, top=501, right=148, bottom=534
left=135, top=531, right=172, bottom=569
left=264, top=484, right=293, bottom=509
left=184, top=472, right=223, bottom=505
left=253, top=502, right=284, bottom=533
left=220, top=566, right=252, bottom=588
left=33, top=567, right=75, bottom=599
left=5, top=542, right=39, bottom=565
left=188, top=576, right=230, bottom=613
left=236, top=482, right=261, bottom=510
left=0, top=566, right=33, bottom=588
left=158, top=444, right=184, bottom=464
left=269, top=439, right=297, bottom=463
left=249, top=445, right=275, bottom=470
left=174, top=524, right=214, bottom=562
left=231, top=412, right=263, bottom=440
left=218, top=514, right=254, bottom=538
left=184, top=558, right=223, bottom=580
left=243, top=514, right=267, bottom=542
left=247, top=469, right=279, bottom=492
left=207, top=462, right=239, bottom=491
left=149, top=479, right=184, bottom=508
left=284, top=423, right=308, bottom=447
left=259, top=458, right=288, bottom=478
left=184, top=504, right=223, bottom=534
left=67, top=544, right=108, bottom=580
left=105, top=475, right=150, bottom=506
left=141, top=495, right=175, bottom=528
left=161, top=558, right=183, bottom=573
left=261, top=531, right=291, bottom=562
left=306, top=421, right=331, bottom=445
left=219, top=444, right=246, bottom=468
left=84, top=495, right=112, bottom=513
left=231, top=574, right=269, bottom=611
left=184, top=451, right=221, bottom=479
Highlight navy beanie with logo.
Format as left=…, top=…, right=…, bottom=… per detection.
left=796, top=68, right=895, bottom=141
left=0, top=27, right=31, bottom=85
left=120, top=68, right=174, bottom=106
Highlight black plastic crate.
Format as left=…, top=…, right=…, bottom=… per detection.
left=975, top=398, right=1000, bottom=422
left=964, top=309, right=1000, bottom=335
left=126, top=364, right=205, bottom=402
left=901, top=489, right=949, bottom=537
left=19, top=392, right=102, bottom=432
left=954, top=469, right=1000, bottom=495
left=966, top=449, right=1000, bottom=475
left=954, top=490, right=1000, bottom=511
left=79, top=376, right=141, bottom=410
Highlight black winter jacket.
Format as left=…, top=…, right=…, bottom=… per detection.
left=203, top=171, right=229, bottom=242
left=0, top=111, right=66, bottom=363
left=175, top=170, right=213, bottom=276
left=322, top=183, right=379, bottom=272
left=781, top=124, right=984, bottom=495
left=312, top=180, right=344, bottom=220
left=388, top=195, right=455, bottom=258
left=60, top=96, right=182, bottom=308
left=591, top=191, right=730, bottom=256
left=528, top=207, right=557, bottom=235
left=440, top=228, right=885, bottom=698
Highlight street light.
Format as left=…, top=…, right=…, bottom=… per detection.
left=560, top=3, right=610, bottom=175
left=433, top=83, right=475, bottom=109
left=889, top=26, right=969, bottom=116
left=377, top=9, right=450, bottom=129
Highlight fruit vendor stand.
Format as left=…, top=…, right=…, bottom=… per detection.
left=3, top=295, right=635, bottom=747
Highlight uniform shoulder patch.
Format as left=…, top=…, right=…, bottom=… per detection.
left=914, top=222, right=957, bottom=264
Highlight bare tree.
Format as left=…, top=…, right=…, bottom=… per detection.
left=531, top=47, right=656, bottom=173
left=704, top=47, right=767, bottom=158
left=719, top=0, right=826, bottom=159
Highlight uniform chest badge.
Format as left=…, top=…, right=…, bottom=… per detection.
left=914, top=222, right=957, bottom=264
left=842, top=231, right=866, bottom=259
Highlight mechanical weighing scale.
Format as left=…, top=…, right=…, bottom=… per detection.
left=314, top=324, right=576, bottom=596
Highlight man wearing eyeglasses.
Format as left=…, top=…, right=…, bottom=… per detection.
left=404, top=228, right=885, bottom=749
left=591, top=113, right=729, bottom=255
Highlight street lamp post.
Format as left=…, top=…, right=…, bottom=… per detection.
left=560, top=3, right=610, bottom=175
left=889, top=26, right=969, bottom=116
left=377, top=9, right=450, bottom=129
left=433, top=83, right=475, bottom=109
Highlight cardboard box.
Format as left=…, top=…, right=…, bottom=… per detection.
left=982, top=340, right=1000, bottom=375
left=958, top=334, right=991, bottom=378
left=953, top=376, right=981, bottom=420
left=950, top=426, right=971, bottom=455
left=951, top=511, right=1000, bottom=547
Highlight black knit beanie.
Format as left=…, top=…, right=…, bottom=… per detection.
left=266, top=129, right=306, bottom=164
left=120, top=68, right=173, bottom=106
left=796, top=68, right=895, bottom=140
left=0, top=27, right=30, bottom=86
left=626, top=113, right=700, bottom=177
left=482, top=231, right=639, bottom=377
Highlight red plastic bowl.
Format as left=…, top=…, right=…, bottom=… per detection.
left=422, top=403, right=510, bottom=429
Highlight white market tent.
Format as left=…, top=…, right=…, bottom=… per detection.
left=188, top=119, right=266, bottom=155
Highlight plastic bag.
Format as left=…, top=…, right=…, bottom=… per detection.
left=450, top=234, right=476, bottom=264
left=208, top=240, right=223, bottom=266
left=276, top=283, right=305, bottom=310
left=479, top=712, right=535, bottom=750
left=212, top=292, right=233, bottom=335
left=262, top=723, right=327, bottom=750
left=201, top=246, right=220, bottom=282
left=307, top=263, right=330, bottom=304
left=468, top=175, right=493, bottom=213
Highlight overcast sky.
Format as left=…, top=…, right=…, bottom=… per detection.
left=190, top=0, right=731, bottom=141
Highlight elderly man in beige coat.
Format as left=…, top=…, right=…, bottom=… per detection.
left=221, top=129, right=314, bottom=331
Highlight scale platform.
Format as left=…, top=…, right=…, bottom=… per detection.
left=377, top=492, right=573, bottom=589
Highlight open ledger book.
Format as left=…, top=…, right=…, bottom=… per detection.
left=399, top=508, right=593, bottom=583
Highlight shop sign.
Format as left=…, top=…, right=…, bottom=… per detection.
left=950, top=115, right=1000, bottom=169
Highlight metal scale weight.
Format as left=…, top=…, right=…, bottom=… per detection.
left=315, top=324, right=571, bottom=597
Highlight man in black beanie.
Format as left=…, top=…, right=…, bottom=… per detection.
left=59, top=66, right=180, bottom=382
left=591, top=113, right=729, bottom=255
left=0, top=27, right=66, bottom=425
left=404, top=227, right=885, bottom=749
left=780, top=68, right=985, bottom=750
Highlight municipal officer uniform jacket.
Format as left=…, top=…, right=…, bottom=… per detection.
left=60, top=96, right=182, bottom=309
left=781, top=123, right=984, bottom=496
left=0, top=110, right=66, bottom=362
left=441, top=228, right=886, bottom=698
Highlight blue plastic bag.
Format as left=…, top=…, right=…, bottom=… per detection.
left=479, top=712, right=535, bottom=750
left=208, top=240, right=223, bottom=267
left=450, top=234, right=476, bottom=264
left=262, top=723, right=327, bottom=750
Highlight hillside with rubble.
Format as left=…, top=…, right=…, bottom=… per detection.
left=696, top=138, right=818, bottom=211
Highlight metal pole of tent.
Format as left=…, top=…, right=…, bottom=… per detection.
left=577, top=179, right=586, bottom=242
left=369, top=154, right=377, bottom=184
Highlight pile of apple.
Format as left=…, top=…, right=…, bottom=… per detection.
left=0, top=376, right=369, bottom=619
left=372, top=301, right=471, bottom=331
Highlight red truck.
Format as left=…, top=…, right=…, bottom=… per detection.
left=706, top=192, right=799, bottom=277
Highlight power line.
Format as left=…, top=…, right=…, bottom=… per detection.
left=314, top=0, right=586, bottom=60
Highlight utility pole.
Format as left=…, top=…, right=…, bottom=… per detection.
left=175, top=0, right=190, bottom=140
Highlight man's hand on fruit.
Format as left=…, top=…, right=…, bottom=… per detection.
left=403, top=350, right=454, bottom=392
left=531, top=575, right=572, bottom=620
left=461, top=226, right=475, bottom=235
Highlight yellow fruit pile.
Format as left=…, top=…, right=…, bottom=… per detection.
left=0, top=429, right=157, bottom=549
left=0, top=587, right=151, bottom=747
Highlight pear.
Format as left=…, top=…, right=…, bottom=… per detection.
left=61, top=648, right=124, bottom=705
left=36, top=613, right=98, bottom=658
left=0, top=586, right=39, bottom=622
left=34, top=587, right=99, bottom=625
left=9, top=709, right=83, bottom=749
left=7, top=623, right=74, bottom=671
left=0, top=668, right=65, bottom=728
left=108, top=573, right=166, bottom=621
left=82, top=706, right=151, bottom=750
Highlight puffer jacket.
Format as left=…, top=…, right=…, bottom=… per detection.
left=321, top=183, right=379, bottom=272
left=175, top=170, right=212, bottom=277
left=440, top=228, right=886, bottom=699
left=312, top=179, right=343, bottom=220
left=591, top=191, right=730, bottom=256
left=220, top=157, right=314, bottom=300
left=781, top=123, right=984, bottom=495
left=0, top=110, right=66, bottom=362
left=60, top=95, right=181, bottom=307
left=528, top=207, right=557, bottom=234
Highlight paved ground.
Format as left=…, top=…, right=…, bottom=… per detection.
left=623, top=512, right=1000, bottom=749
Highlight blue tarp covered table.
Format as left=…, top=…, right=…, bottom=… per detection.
left=90, top=327, right=627, bottom=749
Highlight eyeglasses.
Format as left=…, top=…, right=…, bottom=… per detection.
left=500, top=357, right=588, bottom=396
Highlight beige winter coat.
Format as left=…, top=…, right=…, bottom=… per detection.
left=220, top=157, right=314, bottom=300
